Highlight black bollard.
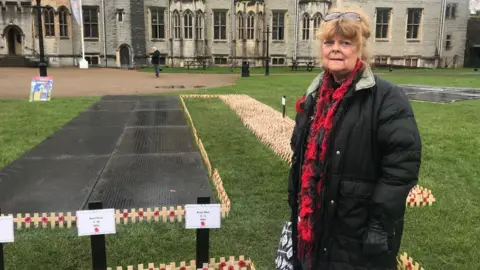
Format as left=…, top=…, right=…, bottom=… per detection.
left=241, top=61, right=250, bottom=77
left=196, top=197, right=211, bottom=269
left=282, top=96, right=286, bottom=118
left=88, top=202, right=107, bottom=270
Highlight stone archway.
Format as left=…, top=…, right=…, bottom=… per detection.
left=118, top=44, right=132, bottom=68
left=3, top=25, right=24, bottom=55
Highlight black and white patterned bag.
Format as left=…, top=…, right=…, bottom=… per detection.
left=275, top=221, right=294, bottom=270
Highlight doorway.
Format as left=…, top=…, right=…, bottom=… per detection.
left=5, top=26, right=23, bottom=55
left=119, top=45, right=130, bottom=68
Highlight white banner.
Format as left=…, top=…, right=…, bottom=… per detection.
left=70, top=0, right=82, bottom=25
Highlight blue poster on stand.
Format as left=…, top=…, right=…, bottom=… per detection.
left=29, top=76, right=53, bottom=102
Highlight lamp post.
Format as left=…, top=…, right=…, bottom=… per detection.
left=264, top=23, right=270, bottom=76
left=35, top=0, right=47, bottom=76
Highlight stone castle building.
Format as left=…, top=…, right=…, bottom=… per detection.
left=0, top=0, right=470, bottom=68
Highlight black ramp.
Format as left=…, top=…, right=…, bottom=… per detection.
left=24, top=127, right=124, bottom=158
left=0, top=95, right=214, bottom=213
left=101, top=95, right=145, bottom=101
left=88, top=153, right=213, bottom=209
left=116, top=127, right=196, bottom=154
left=65, top=111, right=131, bottom=128
left=101, top=95, right=180, bottom=102
left=0, top=156, right=110, bottom=213
left=135, top=99, right=181, bottom=110
left=127, top=110, right=187, bottom=126
left=87, top=101, right=138, bottom=112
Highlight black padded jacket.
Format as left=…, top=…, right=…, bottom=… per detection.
left=288, top=67, right=422, bottom=270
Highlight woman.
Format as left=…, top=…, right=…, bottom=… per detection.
left=288, top=5, right=422, bottom=270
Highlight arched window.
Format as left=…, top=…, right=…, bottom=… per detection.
left=59, top=6, right=69, bottom=38
left=302, top=13, right=310, bottom=40
left=247, top=11, right=255, bottom=40
left=237, top=12, right=244, bottom=40
left=44, top=7, right=55, bottom=37
left=451, top=4, right=456, bottom=19
left=195, top=10, right=204, bottom=40
left=184, top=10, right=193, bottom=39
left=173, top=10, right=181, bottom=39
left=445, top=4, right=451, bottom=18
left=313, top=13, right=322, bottom=40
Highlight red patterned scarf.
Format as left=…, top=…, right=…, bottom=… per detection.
left=297, top=60, right=364, bottom=262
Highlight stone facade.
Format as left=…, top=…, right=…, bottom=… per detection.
left=0, top=0, right=470, bottom=68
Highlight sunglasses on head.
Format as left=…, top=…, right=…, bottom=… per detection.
left=324, top=12, right=361, bottom=22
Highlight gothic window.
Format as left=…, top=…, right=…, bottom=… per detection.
left=446, top=3, right=457, bottom=19
left=313, top=13, right=322, bottom=40
left=247, top=12, right=255, bottom=39
left=302, top=13, right=310, bottom=40
left=44, top=7, right=55, bottom=37
left=451, top=4, right=456, bottom=18
left=59, top=6, right=69, bottom=38
left=195, top=10, right=204, bottom=40
left=237, top=12, right=244, bottom=40
left=173, top=10, right=181, bottom=39
left=184, top=10, right=193, bottom=39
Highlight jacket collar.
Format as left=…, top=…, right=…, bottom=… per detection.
left=305, top=66, right=376, bottom=97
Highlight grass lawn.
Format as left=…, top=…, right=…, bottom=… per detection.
left=1, top=73, right=479, bottom=269
left=0, top=98, right=98, bottom=167
left=141, top=65, right=317, bottom=74
left=139, top=65, right=480, bottom=75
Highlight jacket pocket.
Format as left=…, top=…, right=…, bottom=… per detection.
left=339, top=179, right=375, bottom=199
left=336, top=180, right=376, bottom=238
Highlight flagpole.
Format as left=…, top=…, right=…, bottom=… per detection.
left=79, top=0, right=85, bottom=61
left=101, top=0, right=107, bottom=67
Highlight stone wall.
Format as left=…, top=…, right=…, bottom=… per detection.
left=0, top=0, right=471, bottom=68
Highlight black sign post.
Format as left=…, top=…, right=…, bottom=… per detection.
left=196, top=197, right=211, bottom=269
left=35, top=0, right=48, bottom=77
left=0, top=208, right=4, bottom=270
left=282, top=96, right=286, bottom=118
left=88, top=202, right=107, bottom=270
left=264, top=24, right=271, bottom=76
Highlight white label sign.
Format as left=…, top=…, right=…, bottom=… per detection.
left=76, top=209, right=116, bottom=236
left=185, top=204, right=221, bottom=229
left=0, top=216, right=14, bottom=243
left=282, top=96, right=286, bottom=105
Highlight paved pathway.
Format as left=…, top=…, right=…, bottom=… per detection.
left=0, top=67, right=238, bottom=99
left=0, top=95, right=213, bottom=214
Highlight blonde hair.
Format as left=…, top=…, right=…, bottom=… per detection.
left=316, top=4, right=372, bottom=66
